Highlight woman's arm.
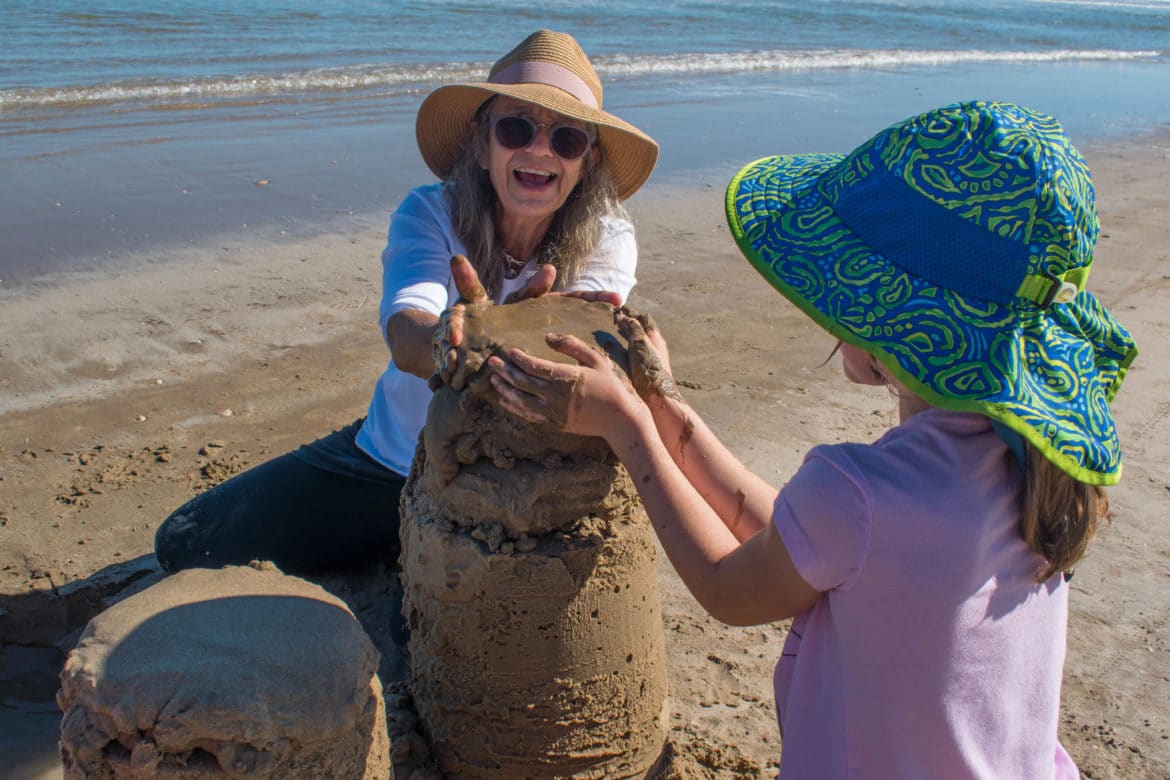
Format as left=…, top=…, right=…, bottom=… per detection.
left=386, top=254, right=488, bottom=380
left=386, top=308, right=442, bottom=380
left=379, top=188, right=459, bottom=377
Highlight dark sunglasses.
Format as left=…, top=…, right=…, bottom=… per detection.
left=490, top=114, right=595, bottom=161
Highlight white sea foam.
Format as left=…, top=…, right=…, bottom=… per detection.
left=1, top=48, right=1161, bottom=111
left=0, top=62, right=489, bottom=110
left=592, top=48, right=1163, bottom=77
left=1026, top=0, right=1170, bottom=10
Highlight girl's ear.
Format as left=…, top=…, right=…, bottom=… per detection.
left=840, top=342, right=887, bottom=387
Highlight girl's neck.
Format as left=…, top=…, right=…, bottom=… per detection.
left=896, top=385, right=932, bottom=424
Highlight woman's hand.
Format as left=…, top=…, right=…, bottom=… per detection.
left=431, top=255, right=490, bottom=389
left=432, top=255, right=625, bottom=390
left=502, top=264, right=623, bottom=307
left=487, top=333, right=644, bottom=440
left=617, top=308, right=682, bottom=402
left=503, top=263, right=556, bottom=303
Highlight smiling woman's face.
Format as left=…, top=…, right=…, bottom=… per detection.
left=479, top=97, right=594, bottom=239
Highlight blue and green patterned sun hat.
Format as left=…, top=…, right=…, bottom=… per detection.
left=726, top=100, right=1136, bottom=485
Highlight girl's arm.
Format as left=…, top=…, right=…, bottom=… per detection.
left=487, top=335, right=820, bottom=626
left=621, top=313, right=780, bottom=542
left=645, top=394, right=779, bottom=542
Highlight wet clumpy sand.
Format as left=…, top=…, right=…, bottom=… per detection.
left=56, top=562, right=389, bottom=779
left=395, top=297, right=671, bottom=779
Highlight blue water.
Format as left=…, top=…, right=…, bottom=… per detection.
left=1, top=0, right=1168, bottom=287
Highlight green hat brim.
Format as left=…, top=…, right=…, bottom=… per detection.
left=726, top=152, right=1137, bottom=485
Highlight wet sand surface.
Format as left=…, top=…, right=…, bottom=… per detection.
left=2, top=135, right=1170, bottom=777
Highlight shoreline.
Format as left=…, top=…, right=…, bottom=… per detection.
left=2, top=133, right=1169, bottom=777
left=5, top=57, right=1170, bottom=290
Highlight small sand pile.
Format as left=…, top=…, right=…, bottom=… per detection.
left=57, top=562, right=389, bottom=779
left=397, top=297, right=670, bottom=779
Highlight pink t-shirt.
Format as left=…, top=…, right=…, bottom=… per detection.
left=773, top=409, right=1079, bottom=779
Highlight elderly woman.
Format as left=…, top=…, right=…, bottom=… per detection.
left=154, top=29, right=659, bottom=572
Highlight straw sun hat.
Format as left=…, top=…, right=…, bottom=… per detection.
left=727, top=100, right=1137, bottom=485
left=415, top=29, right=658, bottom=201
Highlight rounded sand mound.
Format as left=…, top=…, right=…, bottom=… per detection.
left=58, top=562, right=389, bottom=779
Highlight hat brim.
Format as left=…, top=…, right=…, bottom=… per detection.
left=416, top=82, right=658, bottom=201
left=726, top=153, right=1136, bottom=485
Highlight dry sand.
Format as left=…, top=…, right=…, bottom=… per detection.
left=2, top=134, right=1169, bottom=779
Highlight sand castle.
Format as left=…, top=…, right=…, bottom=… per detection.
left=57, top=563, right=389, bottom=779
left=395, top=296, right=670, bottom=779
left=53, top=297, right=669, bottom=779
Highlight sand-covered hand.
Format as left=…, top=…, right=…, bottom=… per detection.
left=431, top=255, right=490, bottom=390
left=618, top=308, right=681, bottom=402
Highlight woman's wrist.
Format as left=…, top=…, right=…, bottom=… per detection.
left=388, top=310, right=444, bottom=380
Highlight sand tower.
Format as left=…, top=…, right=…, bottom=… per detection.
left=57, top=562, right=389, bottom=779
left=398, top=296, right=669, bottom=779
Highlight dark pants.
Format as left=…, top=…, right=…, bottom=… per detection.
left=154, top=419, right=406, bottom=574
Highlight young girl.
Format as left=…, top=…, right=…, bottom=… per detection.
left=486, top=101, right=1137, bottom=778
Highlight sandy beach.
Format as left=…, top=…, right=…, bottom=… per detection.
left=2, top=131, right=1169, bottom=778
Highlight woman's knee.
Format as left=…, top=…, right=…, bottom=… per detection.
left=154, top=501, right=212, bottom=571
left=154, top=509, right=192, bottom=571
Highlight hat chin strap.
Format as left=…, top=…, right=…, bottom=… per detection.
left=490, top=61, right=599, bottom=109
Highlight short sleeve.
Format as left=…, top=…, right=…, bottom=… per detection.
left=773, top=445, right=873, bottom=593
left=568, top=216, right=638, bottom=303
left=378, top=187, right=462, bottom=343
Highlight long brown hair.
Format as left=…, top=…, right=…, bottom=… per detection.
left=837, top=340, right=1111, bottom=582
left=1020, top=443, right=1111, bottom=582
left=445, top=97, right=628, bottom=298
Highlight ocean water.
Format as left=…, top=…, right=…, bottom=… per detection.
left=1, top=0, right=1168, bottom=288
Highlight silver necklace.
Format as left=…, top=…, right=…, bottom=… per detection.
left=502, top=250, right=529, bottom=279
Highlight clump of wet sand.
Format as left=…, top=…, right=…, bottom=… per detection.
left=57, top=562, right=389, bottom=779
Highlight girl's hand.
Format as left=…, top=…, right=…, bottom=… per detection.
left=487, top=334, right=643, bottom=439
left=617, top=308, right=682, bottom=402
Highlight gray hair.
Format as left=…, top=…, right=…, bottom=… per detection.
left=445, top=98, right=629, bottom=299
